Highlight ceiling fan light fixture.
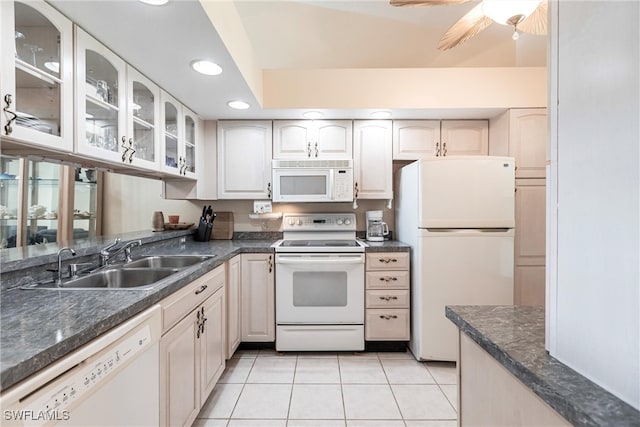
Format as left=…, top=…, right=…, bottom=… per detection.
left=482, top=0, right=541, bottom=26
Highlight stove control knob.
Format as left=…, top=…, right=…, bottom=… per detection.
left=296, top=219, right=303, bottom=226
left=344, top=218, right=352, bottom=225
left=337, top=219, right=344, bottom=225
left=288, top=218, right=295, bottom=226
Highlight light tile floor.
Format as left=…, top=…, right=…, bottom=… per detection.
left=193, top=349, right=457, bottom=427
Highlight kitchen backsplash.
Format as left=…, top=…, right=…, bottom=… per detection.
left=102, top=173, right=395, bottom=236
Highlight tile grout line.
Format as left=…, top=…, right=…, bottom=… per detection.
left=337, top=352, right=348, bottom=426
left=284, top=353, right=299, bottom=426
left=227, top=352, right=259, bottom=424
left=378, top=352, right=409, bottom=427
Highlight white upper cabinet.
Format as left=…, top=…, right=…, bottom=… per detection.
left=182, top=107, right=198, bottom=179
left=440, top=120, right=489, bottom=156
left=125, top=66, right=160, bottom=170
left=273, top=120, right=352, bottom=159
left=217, top=121, right=273, bottom=199
left=353, top=120, right=393, bottom=200
left=392, top=120, right=440, bottom=160
left=160, top=92, right=181, bottom=176
left=0, top=0, right=73, bottom=151
left=393, top=120, right=488, bottom=160
left=489, top=108, right=547, bottom=179
left=77, top=32, right=161, bottom=171
left=75, top=27, right=127, bottom=165
left=160, top=91, right=199, bottom=178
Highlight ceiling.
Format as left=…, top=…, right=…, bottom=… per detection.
left=49, top=0, right=547, bottom=120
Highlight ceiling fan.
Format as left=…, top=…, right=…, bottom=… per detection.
left=390, top=0, right=547, bottom=50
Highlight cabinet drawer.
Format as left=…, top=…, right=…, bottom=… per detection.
left=365, top=309, right=410, bottom=341
left=366, top=252, right=409, bottom=270
left=366, top=290, right=409, bottom=308
left=366, top=271, right=409, bottom=289
left=161, top=265, right=225, bottom=333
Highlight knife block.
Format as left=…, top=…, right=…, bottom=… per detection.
left=211, top=212, right=233, bottom=240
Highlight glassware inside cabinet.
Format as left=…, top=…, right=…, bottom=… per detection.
left=0, top=156, right=21, bottom=248
left=132, top=82, right=155, bottom=162
left=184, top=115, right=196, bottom=174
left=13, top=2, right=62, bottom=137
left=84, top=50, right=119, bottom=153
left=73, top=168, right=98, bottom=240
left=25, top=160, right=60, bottom=245
left=164, top=101, right=179, bottom=170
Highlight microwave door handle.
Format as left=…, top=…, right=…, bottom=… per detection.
left=328, top=169, right=334, bottom=201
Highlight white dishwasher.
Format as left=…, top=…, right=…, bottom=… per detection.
left=1, top=305, right=161, bottom=427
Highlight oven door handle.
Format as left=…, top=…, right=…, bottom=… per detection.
left=276, top=255, right=364, bottom=264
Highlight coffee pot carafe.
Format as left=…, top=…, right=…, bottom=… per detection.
left=366, top=210, right=389, bottom=242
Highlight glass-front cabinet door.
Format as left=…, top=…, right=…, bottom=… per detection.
left=126, top=67, right=159, bottom=170
left=68, top=167, right=101, bottom=241
left=0, top=0, right=73, bottom=150
left=160, top=91, right=181, bottom=176
left=75, top=27, right=126, bottom=164
left=183, top=108, right=198, bottom=178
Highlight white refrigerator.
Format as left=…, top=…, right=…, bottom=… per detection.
left=395, top=156, right=515, bottom=361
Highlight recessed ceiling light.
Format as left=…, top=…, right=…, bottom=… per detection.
left=44, top=61, right=59, bottom=73
left=227, top=100, right=250, bottom=110
left=303, top=111, right=323, bottom=120
left=371, top=111, right=391, bottom=119
left=139, top=0, right=169, bottom=5
left=191, top=60, right=222, bottom=76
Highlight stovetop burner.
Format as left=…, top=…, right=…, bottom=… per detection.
left=275, top=213, right=366, bottom=253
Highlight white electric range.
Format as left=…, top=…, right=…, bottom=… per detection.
left=272, top=213, right=366, bottom=351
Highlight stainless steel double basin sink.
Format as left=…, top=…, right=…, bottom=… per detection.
left=23, top=255, right=214, bottom=291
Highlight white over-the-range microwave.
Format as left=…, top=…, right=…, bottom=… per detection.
left=272, top=159, right=353, bottom=202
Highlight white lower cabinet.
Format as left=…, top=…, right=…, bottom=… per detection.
left=159, top=265, right=226, bottom=427
left=514, top=179, right=546, bottom=306
left=241, top=253, right=275, bottom=342
left=365, top=252, right=410, bottom=341
left=226, top=254, right=241, bottom=358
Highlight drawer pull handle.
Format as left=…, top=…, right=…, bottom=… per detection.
left=379, top=314, right=398, bottom=320
left=379, top=276, right=398, bottom=282
left=195, top=284, right=208, bottom=295
left=379, top=296, right=399, bottom=301
left=379, top=258, right=397, bottom=264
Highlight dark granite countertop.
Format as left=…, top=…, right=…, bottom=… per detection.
left=446, top=305, right=640, bottom=427
left=0, top=235, right=275, bottom=392
left=1, top=233, right=410, bottom=392
left=359, top=239, right=411, bottom=252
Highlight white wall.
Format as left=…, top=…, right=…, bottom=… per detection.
left=548, top=1, right=639, bottom=409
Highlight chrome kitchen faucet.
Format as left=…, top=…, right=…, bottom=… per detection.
left=100, top=238, right=142, bottom=265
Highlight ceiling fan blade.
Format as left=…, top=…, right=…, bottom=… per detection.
left=389, top=0, right=472, bottom=7
left=518, top=0, right=548, bottom=35
left=438, top=3, right=493, bottom=50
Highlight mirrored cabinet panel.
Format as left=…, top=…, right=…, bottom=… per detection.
left=0, top=156, right=21, bottom=248
left=0, top=155, right=102, bottom=247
